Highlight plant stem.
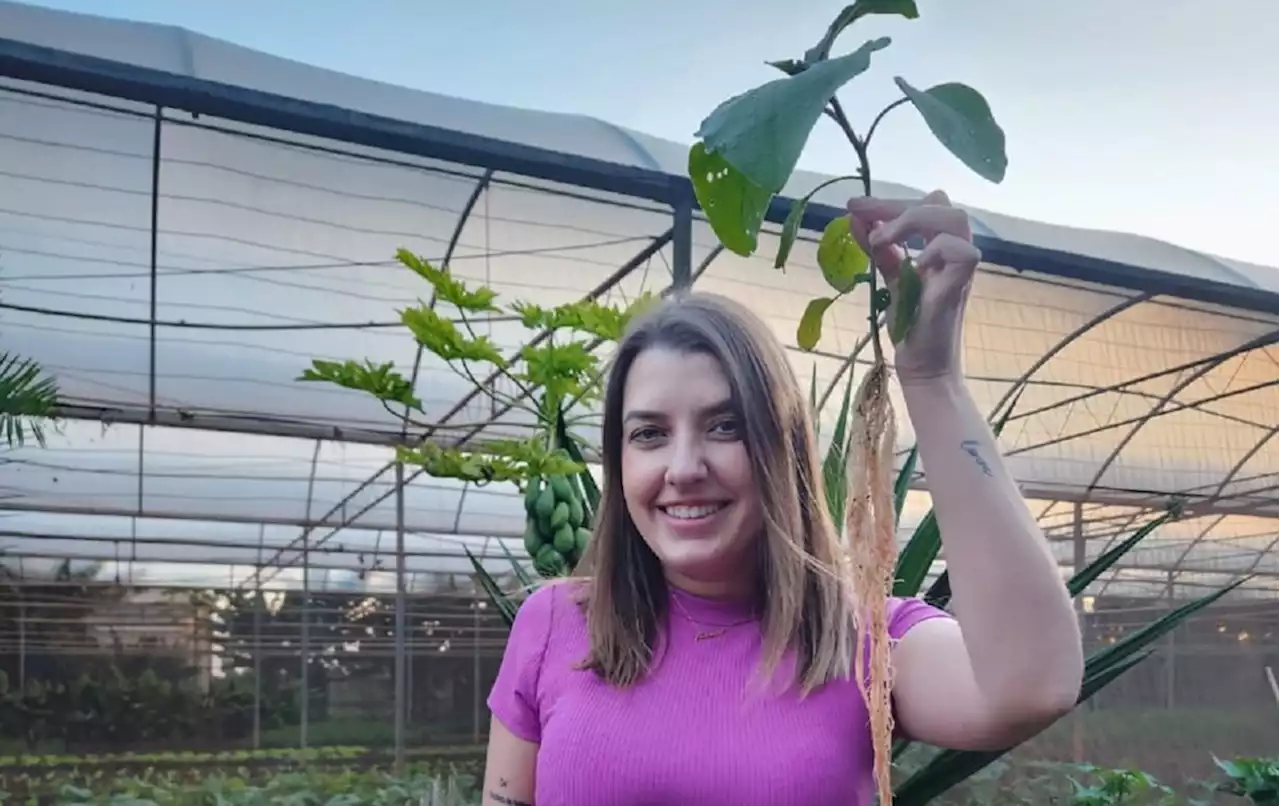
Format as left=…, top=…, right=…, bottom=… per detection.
left=828, top=97, right=886, bottom=366
left=456, top=307, right=539, bottom=403
left=864, top=98, right=909, bottom=150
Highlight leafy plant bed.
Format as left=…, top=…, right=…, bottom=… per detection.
left=0, top=743, right=485, bottom=769
left=1, top=763, right=482, bottom=805
left=0, top=746, right=487, bottom=802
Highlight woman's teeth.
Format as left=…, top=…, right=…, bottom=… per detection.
left=662, top=504, right=726, bottom=520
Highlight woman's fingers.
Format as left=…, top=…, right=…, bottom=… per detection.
left=847, top=212, right=904, bottom=282
left=869, top=203, right=972, bottom=250
left=847, top=190, right=971, bottom=281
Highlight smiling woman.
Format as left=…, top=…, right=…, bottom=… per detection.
left=480, top=199, right=1083, bottom=805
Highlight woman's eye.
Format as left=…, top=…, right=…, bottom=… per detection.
left=629, top=426, right=662, bottom=443
left=710, top=419, right=741, bottom=437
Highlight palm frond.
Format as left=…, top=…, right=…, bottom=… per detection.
left=0, top=351, right=59, bottom=448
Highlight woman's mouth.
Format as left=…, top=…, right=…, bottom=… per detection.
left=657, top=503, right=730, bottom=535
left=660, top=503, right=727, bottom=519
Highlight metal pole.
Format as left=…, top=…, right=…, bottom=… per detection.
left=473, top=602, right=481, bottom=743
left=1071, top=501, right=1086, bottom=763
left=394, top=461, right=408, bottom=774
left=671, top=192, right=693, bottom=289
left=300, top=531, right=310, bottom=749
left=253, top=525, right=265, bottom=750
left=1164, top=570, right=1175, bottom=710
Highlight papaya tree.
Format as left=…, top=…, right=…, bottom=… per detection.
left=683, top=2, right=1248, bottom=803
left=297, top=248, right=645, bottom=606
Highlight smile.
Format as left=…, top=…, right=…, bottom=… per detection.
left=660, top=503, right=728, bottom=520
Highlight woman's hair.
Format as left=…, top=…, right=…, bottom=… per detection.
left=571, top=291, right=858, bottom=694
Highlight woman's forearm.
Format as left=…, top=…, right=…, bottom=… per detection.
left=901, top=373, right=1083, bottom=714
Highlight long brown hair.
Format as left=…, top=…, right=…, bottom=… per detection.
left=570, top=291, right=858, bottom=695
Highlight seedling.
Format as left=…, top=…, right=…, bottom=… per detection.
left=685, top=2, right=1008, bottom=800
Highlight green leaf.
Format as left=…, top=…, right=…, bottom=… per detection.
left=498, top=540, right=536, bottom=592
left=893, top=445, right=918, bottom=526
left=797, top=297, right=835, bottom=352
left=821, top=365, right=858, bottom=525
left=808, top=364, right=820, bottom=425
left=556, top=404, right=600, bottom=514
left=1086, top=576, right=1247, bottom=677
left=396, top=249, right=500, bottom=313
left=297, top=358, right=422, bottom=411
left=805, top=0, right=919, bottom=64
left=688, top=141, right=773, bottom=257
left=1066, top=509, right=1173, bottom=598
left=895, top=78, right=1008, bottom=184
left=893, top=648, right=1155, bottom=806
left=892, top=510, right=936, bottom=597
left=889, top=257, right=923, bottom=344
left=401, top=305, right=508, bottom=366
left=464, top=548, right=517, bottom=628
left=816, top=217, right=871, bottom=293
left=774, top=196, right=808, bottom=269
left=0, top=351, right=59, bottom=448
left=695, top=37, right=891, bottom=195
left=943, top=582, right=1242, bottom=806
left=774, top=174, right=862, bottom=270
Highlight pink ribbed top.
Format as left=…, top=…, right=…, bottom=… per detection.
left=487, top=581, right=949, bottom=805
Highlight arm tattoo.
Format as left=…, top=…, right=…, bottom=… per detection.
left=960, top=440, right=994, bottom=477
left=488, top=793, right=533, bottom=806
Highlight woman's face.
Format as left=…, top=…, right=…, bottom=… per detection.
left=619, top=347, right=763, bottom=599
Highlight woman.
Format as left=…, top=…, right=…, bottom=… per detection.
left=481, top=192, right=1084, bottom=805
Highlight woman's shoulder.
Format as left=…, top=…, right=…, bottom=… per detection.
left=507, top=577, right=590, bottom=645
left=885, top=595, right=952, bottom=640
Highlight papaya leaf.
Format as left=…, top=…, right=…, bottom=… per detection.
left=688, top=142, right=773, bottom=257
left=696, top=37, right=890, bottom=195
left=797, top=297, right=835, bottom=351
left=774, top=174, right=861, bottom=270
left=805, top=0, right=919, bottom=64
left=889, top=257, right=923, bottom=344
left=895, top=78, right=1008, bottom=184
left=765, top=58, right=806, bottom=77
left=298, top=359, right=422, bottom=412
left=774, top=197, right=808, bottom=270
left=817, top=217, right=871, bottom=293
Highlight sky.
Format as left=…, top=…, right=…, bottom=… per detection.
left=17, top=0, right=1280, bottom=268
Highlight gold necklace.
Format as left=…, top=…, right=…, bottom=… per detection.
left=670, top=595, right=757, bottom=641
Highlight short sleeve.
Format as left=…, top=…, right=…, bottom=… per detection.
left=486, top=583, right=556, bottom=743
left=887, top=595, right=952, bottom=640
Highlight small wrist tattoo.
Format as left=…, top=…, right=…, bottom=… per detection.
left=961, top=440, right=994, bottom=477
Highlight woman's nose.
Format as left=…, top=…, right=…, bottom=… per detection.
left=665, top=436, right=709, bottom=486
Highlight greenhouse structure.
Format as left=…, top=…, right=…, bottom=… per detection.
left=0, top=0, right=1275, bottom=787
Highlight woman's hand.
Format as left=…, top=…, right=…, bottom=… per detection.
left=845, top=189, right=979, bottom=384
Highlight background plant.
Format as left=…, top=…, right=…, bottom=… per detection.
left=299, top=248, right=646, bottom=586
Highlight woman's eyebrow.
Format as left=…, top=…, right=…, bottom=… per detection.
left=622, top=400, right=734, bottom=424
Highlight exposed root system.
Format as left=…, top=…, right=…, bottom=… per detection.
left=844, top=360, right=900, bottom=805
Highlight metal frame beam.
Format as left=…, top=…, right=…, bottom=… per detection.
left=1, top=37, right=1275, bottom=314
